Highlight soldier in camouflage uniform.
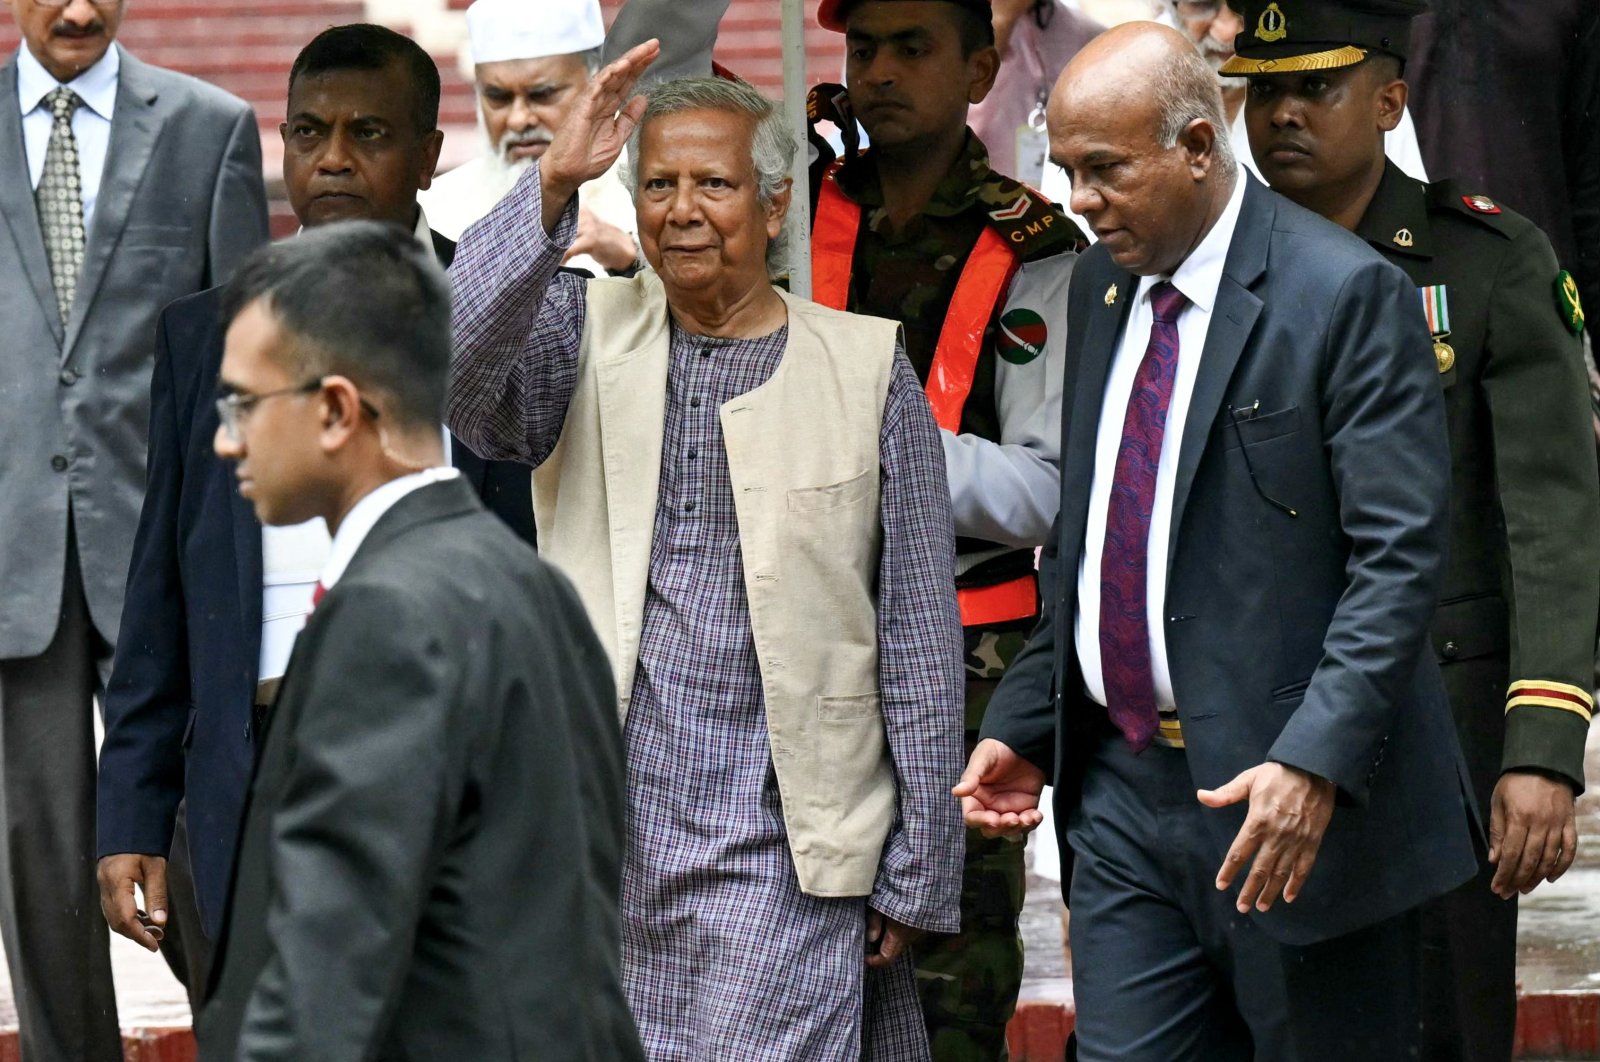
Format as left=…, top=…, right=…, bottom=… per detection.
left=810, top=1, right=1083, bottom=1057
left=1229, top=2, right=1600, bottom=1058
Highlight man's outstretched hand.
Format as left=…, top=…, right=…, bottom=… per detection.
left=539, top=38, right=661, bottom=234
left=953, top=738, right=1047, bottom=839
left=1198, top=762, right=1335, bottom=914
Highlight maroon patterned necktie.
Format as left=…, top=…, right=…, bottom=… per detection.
left=1099, top=281, right=1188, bottom=751
left=311, top=581, right=327, bottom=609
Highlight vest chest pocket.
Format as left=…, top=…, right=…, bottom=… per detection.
left=787, top=468, right=875, bottom=511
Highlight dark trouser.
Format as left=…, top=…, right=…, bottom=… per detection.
left=1067, top=735, right=1422, bottom=1062
left=158, top=802, right=213, bottom=1014
left=0, top=537, right=122, bottom=1062
left=1419, top=837, right=1517, bottom=1061
left=1422, top=652, right=1516, bottom=1061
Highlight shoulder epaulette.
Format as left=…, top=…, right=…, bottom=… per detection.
left=977, top=172, right=1084, bottom=261
left=1426, top=179, right=1521, bottom=239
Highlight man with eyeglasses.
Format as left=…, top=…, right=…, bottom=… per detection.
left=0, top=0, right=268, bottom=1056
left=196, top=221, right=642, bottom=1061
left=93, top=22, right=541, bottom=1027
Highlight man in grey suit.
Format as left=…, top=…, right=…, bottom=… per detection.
left=0, top=0, right=268, bottom=1057
left=197, top=222, right=642, bottom=1062
left=956, top=22, right=1479, bottom=1060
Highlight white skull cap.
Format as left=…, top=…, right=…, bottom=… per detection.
left=466, top=0, right=606, bottom=65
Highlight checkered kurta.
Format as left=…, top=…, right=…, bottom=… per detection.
left=448, top=167, right=965, bottom=1062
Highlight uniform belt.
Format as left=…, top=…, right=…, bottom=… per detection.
left=957, top=572, right=1039, bottom=628
left=1152, top=709, right=1184, bottom=749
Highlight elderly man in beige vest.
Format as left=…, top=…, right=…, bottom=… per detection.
left=448, top=42, right=965, bottom=1062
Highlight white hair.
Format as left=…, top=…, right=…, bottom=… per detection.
left=621, top=77, right=797, bottom=276
left=1153, top=46, right=1238, bottom=177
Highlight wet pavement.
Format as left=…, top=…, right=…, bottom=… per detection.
left=1509, top=725, right=1600, bottom=994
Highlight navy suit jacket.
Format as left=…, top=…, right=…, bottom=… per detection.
left=981, top=176, right=1480, bottom=946
left=97, top=232, right=537, bottom=938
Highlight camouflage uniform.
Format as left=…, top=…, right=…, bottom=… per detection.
left=812, top=114, right=1082, bottom=1060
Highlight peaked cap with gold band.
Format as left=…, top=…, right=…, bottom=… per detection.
left=817, top=0, right=992, bottom=32
left=1219, top=0, right=1428, bottom=76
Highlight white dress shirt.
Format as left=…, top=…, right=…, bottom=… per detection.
left=17, top=42, right=118, bottom=234
left=257, top=211, right=453, bottom=681
left=319, top=468, right=461, bottom=593
left=1074, top=172, right=1247, bottom=709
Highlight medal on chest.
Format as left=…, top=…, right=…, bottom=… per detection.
left=1419, top=284, right=1455, bottom=373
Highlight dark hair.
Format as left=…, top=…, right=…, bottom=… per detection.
left=951, top=4, right=997, bottom=55
left=288, top=24, right=441, bottom=136
left=1364, top=53, right=1405, bottom=84
left=220, top=221, right=451, bottom=431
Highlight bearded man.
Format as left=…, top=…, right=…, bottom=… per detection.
left=419, top=0, right=639, bottom=275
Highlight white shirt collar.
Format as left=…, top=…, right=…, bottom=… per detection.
left=319, top=467, right=460, bottom=592
left=17, top=40, right=119, bottom=121
left=413, top=203, right=434, bottom=248
left=1138, top=170, right=1248, bottom=316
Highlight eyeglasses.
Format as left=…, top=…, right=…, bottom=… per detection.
left=215, top=378, right=383, bottom=444
left=1173, top=0, right=1226, bottom=22
left=215, top=379, right=324, bottom=444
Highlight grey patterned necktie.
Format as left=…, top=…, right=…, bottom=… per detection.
left=35, top=86, right=87, bottom=325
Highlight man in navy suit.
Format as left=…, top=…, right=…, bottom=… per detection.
left=955, top=22, right=1479, bottom=1060
left=94, top=24, right=538, bottom=1004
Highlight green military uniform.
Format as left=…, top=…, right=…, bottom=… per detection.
left=1225, top=2, right=1600, bottom=1057
left=1357, top=163, right=1600, bottom=1061
left=810, top=93, right=1081, bottom=1059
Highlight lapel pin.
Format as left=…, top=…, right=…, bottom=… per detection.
left=1393, top=228, right=1414, bottom=248
left=1105, top=283, right=1118, bottom=307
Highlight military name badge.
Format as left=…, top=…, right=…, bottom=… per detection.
left=998, top=308, right=1048, bottom=364
left=1419, top=284, right=1454, bottom=372
left=1556, top=271, right=1585, bottom=335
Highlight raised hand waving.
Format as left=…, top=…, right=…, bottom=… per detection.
left=539, top=39, right=662, bottom=234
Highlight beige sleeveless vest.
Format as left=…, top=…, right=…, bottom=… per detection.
left=532, top=272, right=902, bottom=897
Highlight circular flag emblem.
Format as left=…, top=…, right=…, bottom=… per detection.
left=997, top=308, right=1048, bottom=365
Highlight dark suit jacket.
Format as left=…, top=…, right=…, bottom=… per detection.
left=0, top=44, right=268, bottom=659
left=97, top=231, right=537, bottom=938
left=982, top=175, right=1480, bottom=946
left=196, top=478, right=642, bottom=1061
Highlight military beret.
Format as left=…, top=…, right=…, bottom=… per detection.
left=1220, top=0, right=1427, bottom=76
left=817, top=0, right=993, bottom=33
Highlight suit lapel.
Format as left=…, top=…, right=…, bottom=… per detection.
left=1166, top=178, right=1271, bottom=567
left=64, top=47, right=168, bottom=360
left=0, top=55, right=64, bottom=346
left=1059, top=251, right=1134, bottom=561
